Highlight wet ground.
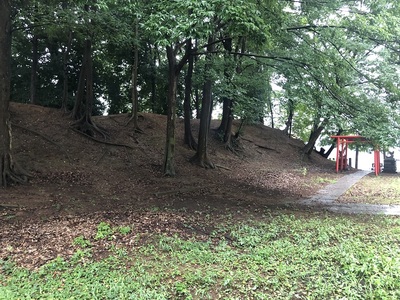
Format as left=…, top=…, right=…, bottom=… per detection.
left=297, top=170, right=400, bottom=215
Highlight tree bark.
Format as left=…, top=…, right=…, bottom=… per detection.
left=61, top=30, right=73, bottom=112
left=183, top=39, right=197, bottom=150
left=303, top=118, right=328, bottom=156
left=163, top=46, right=178, bottom=176
left=162, top=41, right=190, bottom=175
left=71, top=4, right=106, bottom=138
left=71, top=49, right=86, bottom=120
left=218, top=97, right=234, bottom=147
left=191, top=36, right=215, bottom=169
left=148, top=44, right=158, bottom=113
left=30, top=35, right=39, bottom=105
left=0, top=1, right=27, bottom=187
left=322, top=128, right=342, bottom=158
left=218, top=39, right=233, bottom=138
left=218, top=36, right=245, bottom=148
left=193, top=39, right=200, bottom=119
left=266, top=82, right=274, bottom=128
left=283, top=99, right=294, bottom=136
left=127, top=18, right=141, bottom=131
left=72, top=38, right=105, bottom=136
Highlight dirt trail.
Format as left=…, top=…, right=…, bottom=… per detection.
left=297, top=170, right=400, bottom=215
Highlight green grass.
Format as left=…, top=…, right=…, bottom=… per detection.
left=1, top=211, right=400, bottom=299
left=312, top=176, right=337, bottom=184
left=341, top=175, right=400, bottom=205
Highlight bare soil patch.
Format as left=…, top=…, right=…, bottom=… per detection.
left=1, top=102, right=342, bottom=268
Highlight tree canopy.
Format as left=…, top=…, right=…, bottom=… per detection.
left=1, top=0, right=400, bottom=185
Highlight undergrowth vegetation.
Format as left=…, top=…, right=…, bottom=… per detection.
left=1, top=210, right=400, bottom=299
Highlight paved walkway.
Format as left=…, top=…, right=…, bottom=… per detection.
left=298, top=170, right=400, bottom=215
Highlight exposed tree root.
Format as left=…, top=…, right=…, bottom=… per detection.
left=185, top=135, right=198, bottom=151
left=71, top=117, right=109, bottom=140
left=224, top=143, right=240, bottom=156
left=0, top=203, right=19, bottom=208
left=69, top=127, right=135, bottom=150
left=256, top=144, right=279, bottom=152
left=12, top=123, right=71, bottom=161
left=125, top=114, right=144, bottom=134
left=240, top=137, right=280, bottom=153
left=215, top=164, right=231, bottom=171
left=1, top=157, right=29, bottom=188
left=190, top=154, right=215, bottom=169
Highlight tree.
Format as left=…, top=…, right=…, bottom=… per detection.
left=279, top=0, right=400, bottom=151
left=143, top=0, right=215, bottom=175
left=71, top=3, right=107, bottom=138
left=191, top=36, right=216, bottom=169
left=183, top=38, right=197, bottom=150
left=163, top=43, right=190, bottom=175
left=0, top=0, right=27, bottom=187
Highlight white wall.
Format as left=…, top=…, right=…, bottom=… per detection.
left=328, top=148, right=400, bottom=171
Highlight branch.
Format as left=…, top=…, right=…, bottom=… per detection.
left=194, top=50, right=308, bottom=67
left=285, top=25, right=346, bottom=31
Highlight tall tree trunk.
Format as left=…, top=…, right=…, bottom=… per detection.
left=163, top=42, right=190, bottom=175
left=219, top=36, right=244, bottom=148
left=30, top=35, right=39, bottom=105
left=85, top=39, right=94, bottom=118
left=283, top=99, right=294, bottom=136
left=218, top=38, right=233, bottom=138
left=194, top=86, right=200, bottom=119
left=322, top=128, right=343, bottom=158
left=149, top=44, right=157, bottom=113
left=193, top=39, right=200, bottom=119
left=71, top=52, right=86, bottom=120
left=163, top=46, right=178, bottom=176
left=303, top=118, right=328, bottom=156
left=266, top=81, right=274, bottom=128
left=218, top=97, right=233, bottom=143
left=191, top=36, right=215, bottom=169
left=71, top=36, right=107, bottom=138
left=127, top=18, right=141, bottom=131
left=71, top=4, right=106, bottom=138
left=183, top=39, right=197, bottom=150
left=0, top=1, right=27, bottom=187
left=61, top=30, right=73, bottom=112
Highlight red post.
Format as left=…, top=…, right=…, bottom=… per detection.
left=374, top=150, right=380, bottom=176
left=343, top=139, right=348, bottom=170
left=335, top=137, right=340, bottom=172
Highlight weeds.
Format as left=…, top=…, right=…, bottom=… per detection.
left=1, top=212, right=400, bottom=299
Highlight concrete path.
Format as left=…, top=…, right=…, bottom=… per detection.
left=298, top=170, right=400, bottom=215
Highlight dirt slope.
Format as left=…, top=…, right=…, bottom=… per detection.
left=1, top=102, right=339, bottom=220
left=0, top=103, right=344, bottom=268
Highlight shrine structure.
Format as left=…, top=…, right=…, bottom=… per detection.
left=330, top=135, right=381, bottom=176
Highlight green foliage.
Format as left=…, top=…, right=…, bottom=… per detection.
left=118, top=225, right=131, bottom=235
left=95, top=222, right=114, bottom=240
left=93, top=222, right=131, bottom=241
left=7, top=0, right=400, bottom=147
left=73, top=235, right=92, bottom=248
left=2, top=212, right=400, bottom=299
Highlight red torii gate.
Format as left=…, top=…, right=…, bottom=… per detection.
left=331, top=135, right=381, bottom=176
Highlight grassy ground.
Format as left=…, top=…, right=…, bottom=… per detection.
left=1, top=209, right=400, bottom=299
left=339, top=174, right=400, bottom=205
